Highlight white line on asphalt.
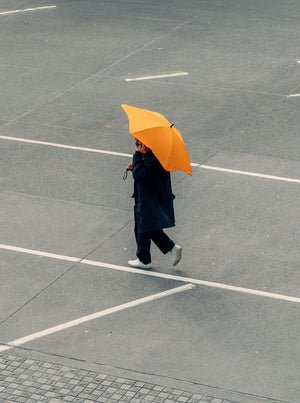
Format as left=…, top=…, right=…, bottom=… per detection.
left=0, top=6, right=56, bottom=15
left=287, top=93, right=300, bottom=98
left=1, top=243, right=299, bottom=304
left=0, top=284, right=195, bottom=352
left=81, top=259, right=300, bottom=303
left=0, top=244, right=80, bottom=263
left=125, top=72, right=189, bottom=81
left=1, top=135, right=299, bottom=183
left=197, top=164, right=300, bottom=184
left=0, top=136, right=132, bottom=158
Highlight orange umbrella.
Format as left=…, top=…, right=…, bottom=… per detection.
left=122, top=104, right=192, bottom=176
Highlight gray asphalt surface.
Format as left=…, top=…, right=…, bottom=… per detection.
left=0, top=0, right=299, bottom=402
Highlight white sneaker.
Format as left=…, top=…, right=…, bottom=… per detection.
left=170, top=245, right=182, bottom=266
left=128, top=258, right=152, bottom=270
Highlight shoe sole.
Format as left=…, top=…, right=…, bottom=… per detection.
left=128, top=261, right=152, bottom=270
left=172, top=247, right=182, bottom=266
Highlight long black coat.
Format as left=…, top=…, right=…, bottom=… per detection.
left=132, top=150, right=175, bottom=233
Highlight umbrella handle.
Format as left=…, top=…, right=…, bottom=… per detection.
left=123, top=168, right=131, bottom=180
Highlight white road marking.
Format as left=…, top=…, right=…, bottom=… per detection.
left=198, top=164, right=300, bottom=184
left=0, top=6, right=56, bottom=15
left=0, top=135, right=299, bottom=184
left=125, top=72, right=189, bottom=81
left=287, top=93, right=300, bottom=98
left=0, top=284, right=195, bottom=352
left=0, top=244, right=80, bottom=262
left=0, top=244, right=299, bottom=304
left=0, top=136, right=131, bottom=158
left=82, top=259, right=300, bottom=303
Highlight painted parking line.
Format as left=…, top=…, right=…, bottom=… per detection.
left=125, top=72, right=189, bottom=82
left=0, top=6, right=56, bottom=15
left=0, top=284, right=195, bottom=352
left=195, top=164, right=300, bottom=184
left=0, top=135, right=299, bottom=184
left=0, top=135, right=131, bottom=158
left=287, top=93, right=300, bottom=98
left=0, top=243, right=299, bottom=304
left=0, top=244, right=81, bottom=263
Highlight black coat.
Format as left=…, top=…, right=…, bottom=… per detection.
left=132, top=150, right=175, bottom=233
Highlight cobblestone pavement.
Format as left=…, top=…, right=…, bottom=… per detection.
left=0, top=353, right=238, bottom=403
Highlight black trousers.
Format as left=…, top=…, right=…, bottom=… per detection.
left=134, top=223, right=175, bottom=264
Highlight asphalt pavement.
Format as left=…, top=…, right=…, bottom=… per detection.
left=0, top=0, right=299, bottom=402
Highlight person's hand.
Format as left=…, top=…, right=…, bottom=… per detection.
left=127, top=162, right=133, bottom=171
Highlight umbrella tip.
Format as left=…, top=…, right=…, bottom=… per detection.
left=170, top=123, right=175, bottom=128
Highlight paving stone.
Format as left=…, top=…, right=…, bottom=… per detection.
left=0, top=353, right=244, bottom=403
left=124, top=391, right=136, bottom=397
left=153, top=385, right=164, bottom=392
left=119, top=397, right=132, bottom=403
left=15, top=397, right=28, bottom=402
left=192, top=394, right=204, bottom=399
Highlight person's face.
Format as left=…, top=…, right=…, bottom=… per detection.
left=135, top=139, right=142, bottom=147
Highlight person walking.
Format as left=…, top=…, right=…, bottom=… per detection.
left=127, top=139, right=182, bottom=269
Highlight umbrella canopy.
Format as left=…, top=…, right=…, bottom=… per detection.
left=122, top=104, right=192, bottom=176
